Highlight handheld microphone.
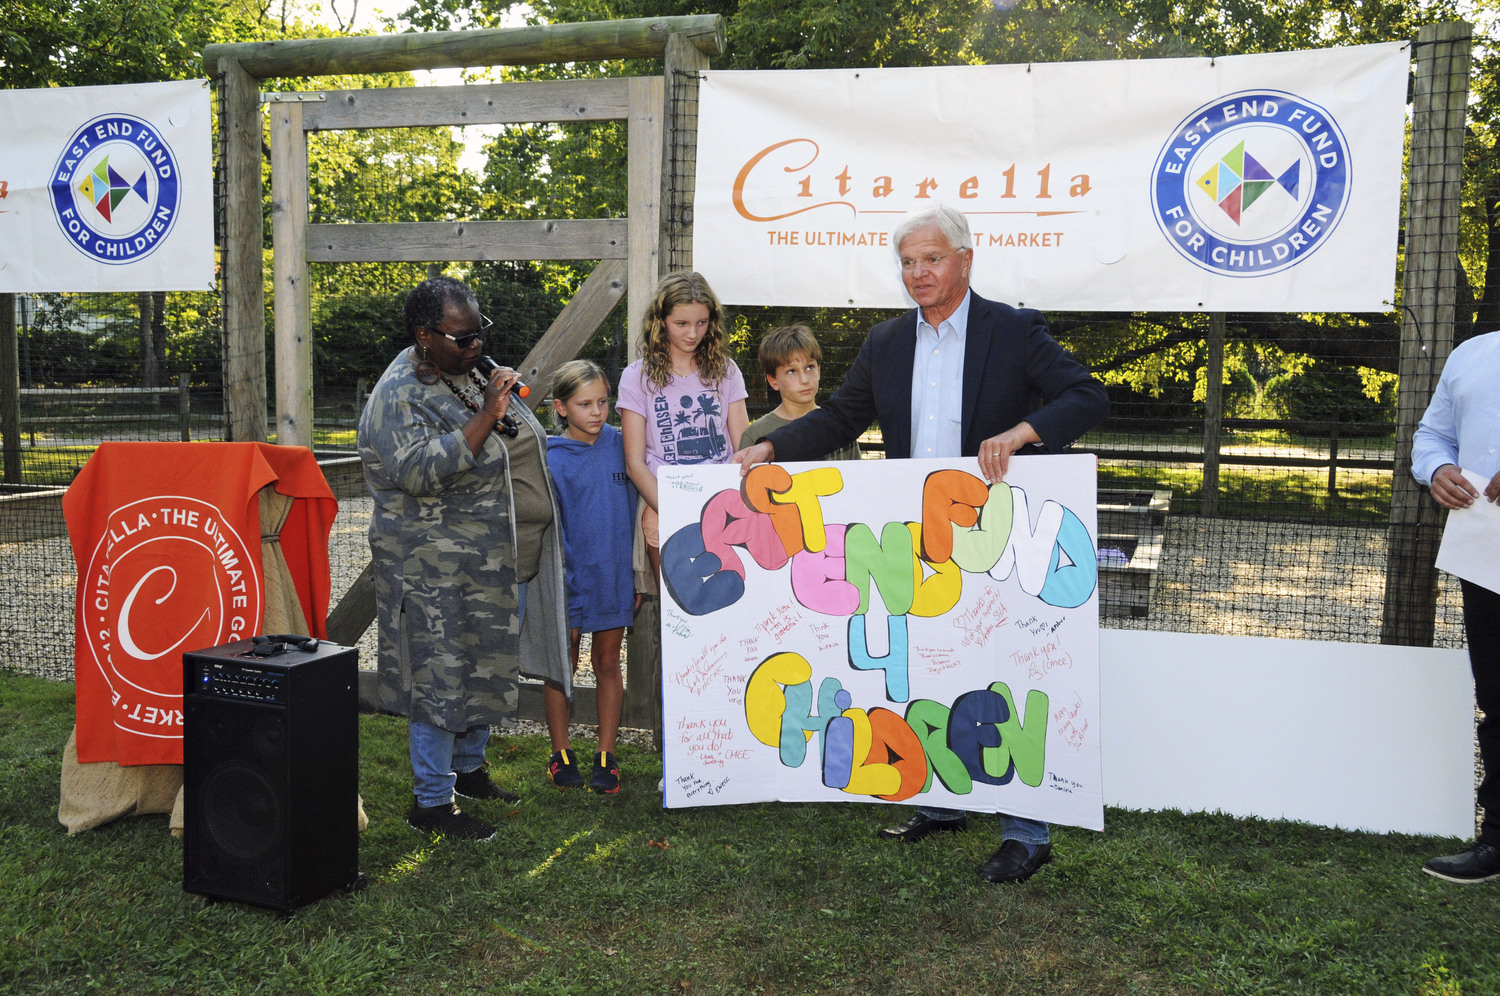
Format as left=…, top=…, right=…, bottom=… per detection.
left=475, top=356, right=530, bottom=398
left=474, top=355, right=523, bottom=437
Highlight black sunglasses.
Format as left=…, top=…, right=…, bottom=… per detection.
left=431, top=314, right=494, bottom=349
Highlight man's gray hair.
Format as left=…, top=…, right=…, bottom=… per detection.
left=893, top=206, right=972, bottom=257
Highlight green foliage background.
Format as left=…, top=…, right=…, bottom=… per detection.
left=5, top=0, right=1498, bottom=426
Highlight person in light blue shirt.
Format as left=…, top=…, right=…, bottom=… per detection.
left=1411, top=329, right=1500, bottom=883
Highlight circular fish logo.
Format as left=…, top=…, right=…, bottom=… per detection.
left=50, top=113, right=182, bottom=265
left=1151, top=90, right=1351, bottom=277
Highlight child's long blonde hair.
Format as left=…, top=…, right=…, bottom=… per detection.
left=639, top=272, right=729, bottom=392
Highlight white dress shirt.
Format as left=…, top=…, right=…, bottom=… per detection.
left=1412, top=330, right=1500, bottom=485
left=909, top=291, right=973, bottom=459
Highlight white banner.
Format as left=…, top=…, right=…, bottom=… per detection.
left=0, top=80, right=214, bottom=292
left=658, top=455, right=1104, bottom=831
left=693, top=43, right=1409, bottom=312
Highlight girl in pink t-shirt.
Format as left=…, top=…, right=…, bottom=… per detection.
left=617, top=272, right=749, bottom=580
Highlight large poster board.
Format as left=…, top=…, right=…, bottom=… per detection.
left=0, top=80, right=213, bottom=292
left=693, top=43, right=1408, bottom=313
left=657, top=455, right=1104, bottom=831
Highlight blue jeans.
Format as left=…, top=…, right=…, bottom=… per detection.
left=410, top=720, right=489, bottom=808
left=917, top=805, right=1050, bottom=848
left=408, top=583, right=527, bottom=808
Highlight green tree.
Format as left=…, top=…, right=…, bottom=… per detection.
left=0, top=0, right=225, bottom=89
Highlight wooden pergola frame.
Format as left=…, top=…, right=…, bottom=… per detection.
left=202, top=14, right=724, bottom=446
left=202, top=16, right=723, bottom=732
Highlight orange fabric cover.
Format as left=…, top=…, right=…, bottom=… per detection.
left=62, top=442, right=336, bottom=765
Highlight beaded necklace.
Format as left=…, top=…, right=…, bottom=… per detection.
left=439, top=370, right=519, bottom=437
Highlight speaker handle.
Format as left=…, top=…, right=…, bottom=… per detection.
left=253, top=633, right=319, bottom=653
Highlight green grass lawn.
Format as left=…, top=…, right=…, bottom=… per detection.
left=2, top=673, right=1496, bottom=995
left=1099, top=464, right=1393, bottom=524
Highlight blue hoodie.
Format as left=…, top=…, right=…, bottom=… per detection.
left=546, top=423, right=637, bottom=631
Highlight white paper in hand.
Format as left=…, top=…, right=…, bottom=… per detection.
left=1435, top=467, right=1500, bottom=594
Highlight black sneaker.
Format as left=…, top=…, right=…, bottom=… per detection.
left=454, top=765, right=520, bottom=803
left=407, top=801, right=495, bottom=841
left=590, top=751, right=620, bottom=794
left=1423, top=841, right=1500, bottom=883
left=547, top=749, right=585, bottom=789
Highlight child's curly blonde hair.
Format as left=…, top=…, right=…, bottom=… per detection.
left=638, top=272, right=728, bottom=392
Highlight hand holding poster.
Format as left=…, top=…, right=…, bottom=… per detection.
left=657, top=455, right=1104, bottom=832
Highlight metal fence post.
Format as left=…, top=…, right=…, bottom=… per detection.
left=1200, top=312, right=1225, bottom=516
left=0, top=293, right=19, bottom=484
left=179, top=373, right=192, bottom=441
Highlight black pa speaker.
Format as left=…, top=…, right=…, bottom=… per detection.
left=183, top=635, right=359, bottom=912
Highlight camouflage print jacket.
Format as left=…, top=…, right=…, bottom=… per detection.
left=357, top=347, right=570, bottom=732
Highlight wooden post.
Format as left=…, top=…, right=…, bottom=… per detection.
left=1201, top=312, right=1225, bottom=516
left=659, top=32, right=708, bottom=281
left=627, top=75, right=665, bottom=361
left=179, top=373, right=192, bottom=441
left=270, top=97, right=314, bottom=449
left=0, top=293, right=18, bottom=484
left=326, top=561, right=376, bottom=647
left=208, top=18, right=727, bottom=738
left=624, top=33, right=707, bottom=743
left=515, top=259, right=629, bottom=407
left=1326, top=426, right=1340, bottom=506
left=203, top=16, right=725, bottom=79
left=220, top=57, right=268, bottom=443
left=1381, top=22, right=1472, bottom=647
left=626, top=596, right=663, bottom=749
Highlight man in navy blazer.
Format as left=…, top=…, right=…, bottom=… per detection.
left=734, top=205, right=1108, bottom=883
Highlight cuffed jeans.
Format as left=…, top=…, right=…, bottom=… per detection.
left=917, top=805, right=1050, bottom=849
left=410, top=720, right=489, bottom=808
left=408, top=582, right=527, bottom=808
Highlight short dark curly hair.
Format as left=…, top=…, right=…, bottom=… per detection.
left=403, top=276, right=477, bottom=341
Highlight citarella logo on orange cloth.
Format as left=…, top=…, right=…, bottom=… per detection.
left=80, top=496, right=261, bottom=740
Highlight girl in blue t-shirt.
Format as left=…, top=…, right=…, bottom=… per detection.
left=543, top=360, right=638, bottom=793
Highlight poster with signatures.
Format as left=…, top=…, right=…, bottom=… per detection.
left=656, top=454, right=1104, bottom=831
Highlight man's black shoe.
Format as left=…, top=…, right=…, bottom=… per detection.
left=876, top=812, right=968, bottom=842
left=1423, top=841, right=1500, bottom=883
left=978, top=840, right=1052, bottom=883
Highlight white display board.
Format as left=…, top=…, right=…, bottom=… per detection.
left=0, top=80, right=214, bottom=292
left=693, top=43, right=1409, bottom=313
left=657, top=454, right=1104, bottom=831
left=1100, top=630, right=1475, bottom=837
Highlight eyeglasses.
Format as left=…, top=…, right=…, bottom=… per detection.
left=431, top=314, right=493, bottom=349
left=899, top=249, right=966, bottom=272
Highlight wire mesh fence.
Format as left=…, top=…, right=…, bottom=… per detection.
left=0, top=36, right=1480, bottom=682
